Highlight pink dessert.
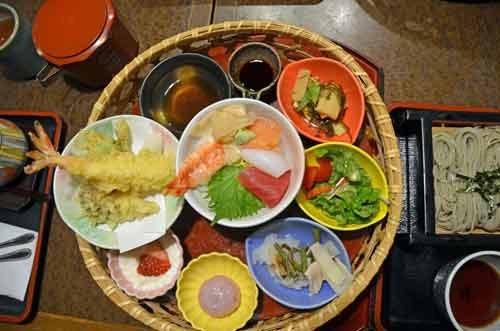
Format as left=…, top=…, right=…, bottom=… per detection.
left=198, top=275, right=241, bottom=318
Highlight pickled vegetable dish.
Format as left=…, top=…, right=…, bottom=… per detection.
left=252, top=230, right=352, bottom=295
left=292, top=69, right=348, bottom=137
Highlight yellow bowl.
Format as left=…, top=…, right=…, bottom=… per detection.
left=176, top=253, right=258, bottom=331
left=296, top=142, right=389, bottom=231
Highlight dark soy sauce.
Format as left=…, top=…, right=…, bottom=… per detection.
left=450, top=260, right=500, bottom=328
left=239, top=59, right=274, bottom=91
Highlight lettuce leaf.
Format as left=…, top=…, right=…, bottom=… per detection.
left=207, top=165, right=264, bottom=222
left=310, top=148, right=381, bottom=225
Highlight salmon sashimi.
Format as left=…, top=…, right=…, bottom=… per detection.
left=241, top=117, right=282, bottom=150
left=164, top=142, right=225, bottom=196
left=238, top=167, right=291, bottom=208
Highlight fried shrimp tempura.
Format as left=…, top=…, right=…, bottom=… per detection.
left=25, top=121, right=175, bottom=196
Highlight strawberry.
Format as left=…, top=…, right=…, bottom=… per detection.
left=137, top=242, right=171, bottom=276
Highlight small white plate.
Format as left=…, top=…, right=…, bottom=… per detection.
left=53, top=115, right=183, bottom=252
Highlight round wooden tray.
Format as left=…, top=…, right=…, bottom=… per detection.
left=78, top=21, right=402, bottom=331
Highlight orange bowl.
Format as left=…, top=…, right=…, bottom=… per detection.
left=277, top=57, right=365, bottom=143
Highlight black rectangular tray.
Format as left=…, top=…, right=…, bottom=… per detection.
left=380, top=234, right=500, bottom=331
left=0, top=111, right=63, bottom=323
left=390, top=105, right=500, bottom=246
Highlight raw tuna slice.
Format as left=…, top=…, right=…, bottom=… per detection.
left=238, top=167, right=291, bottom=208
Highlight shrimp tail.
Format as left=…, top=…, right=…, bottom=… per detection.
left=163, top=179, right=190, bottom=196
left=24, top=121, right=60, bottom=175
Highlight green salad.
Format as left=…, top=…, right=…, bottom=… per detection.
left=304, top=148, right=381, bottom=225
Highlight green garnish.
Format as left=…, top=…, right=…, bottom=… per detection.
left=234, top=128, right=256, bottom=145
left=207, top=164, right=264, bottom=223
left=297, top=79, right=321, bottom=110
left=457, top=168, right=500, bottom=218
left=273, top=243, right=311, bottom=279
left=310, top=148, right=381, bottom=225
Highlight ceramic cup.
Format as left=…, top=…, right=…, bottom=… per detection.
left=0, top=3, right=47, bottom=80
left=0, top=118, right=28, bottom=187
left=228, top=42, right=282, bottom=100
left=433, top=250, right=500, bottom=331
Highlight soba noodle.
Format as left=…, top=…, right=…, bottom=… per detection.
left=433, top=126, right=500, bottom=233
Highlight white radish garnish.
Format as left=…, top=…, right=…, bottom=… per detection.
left=240, top=148, right=290, bottom=178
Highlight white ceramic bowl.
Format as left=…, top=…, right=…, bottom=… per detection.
left=177, top=98, right=305, bottom=228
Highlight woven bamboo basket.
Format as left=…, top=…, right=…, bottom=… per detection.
left=78, top=21, right=402, bottom=331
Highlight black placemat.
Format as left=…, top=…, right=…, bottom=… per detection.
left=0, top=112, right=63, bottom=322
left=382, top=104, right=500, bottom=331
left=391, top=107, right=500, bottom=246
left=381, top=235, right=474, bottom=331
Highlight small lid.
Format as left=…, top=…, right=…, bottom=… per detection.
left=33, top=0, right=108, bottom=59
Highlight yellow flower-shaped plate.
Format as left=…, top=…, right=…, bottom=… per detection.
left=176, top=253, right=258, bottom=331
left=296, top=142, right=389, bottom=231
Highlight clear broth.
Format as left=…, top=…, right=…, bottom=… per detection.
left=0, top=16, right=15, bottom=47
left=153, top=65, right=221, bottom=131
left=162, top=77, right=219, bottom=127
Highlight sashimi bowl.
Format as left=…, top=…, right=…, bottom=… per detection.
left=173, top=98, right=305, bottom=228
left=52, top=115, right=184, bottom=251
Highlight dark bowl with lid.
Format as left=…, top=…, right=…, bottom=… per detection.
left=139, top=53, right=232, bottom=137
left=32, top=0, right=138, bottom=88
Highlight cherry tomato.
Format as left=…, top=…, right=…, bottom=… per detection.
left=303, top=166, right=318, bottom=190
left=315, top=158, right=332, bottom=182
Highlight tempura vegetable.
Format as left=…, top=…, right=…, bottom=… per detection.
left=114, top=119, right=132, bottom=152
left=77, top=185, right=160, bottom=229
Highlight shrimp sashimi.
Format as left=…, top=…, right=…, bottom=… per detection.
left=24, top=121, right=175, bottom=196
left=164, top=142, right=225, bottom=196
left=241, top=117, right=282, bottom=150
